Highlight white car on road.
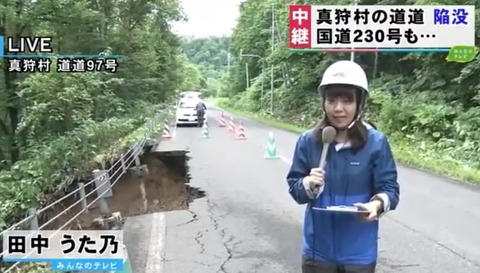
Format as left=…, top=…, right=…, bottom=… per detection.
left=175, top=99, right=207, bottom=126
left=179, top=91, right=202, bottom=100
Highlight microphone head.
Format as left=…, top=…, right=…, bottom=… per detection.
left=322, top=126, right=337, bottom=144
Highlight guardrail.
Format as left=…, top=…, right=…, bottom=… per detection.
left=0, top=109, right=169, bottom=273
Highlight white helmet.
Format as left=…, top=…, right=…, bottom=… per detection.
left=318, top=60, right=368, bottom=93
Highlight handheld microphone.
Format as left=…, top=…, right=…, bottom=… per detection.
left=319, top=126, right=337, bottom=168
left=314, top=126, right=337, bottom=192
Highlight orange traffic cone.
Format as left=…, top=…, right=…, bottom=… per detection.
left=228, top=116, right=235, bottom=135
left=218, top=111, right=226, bottom=127
left=235, top=121, right=247, bottom=140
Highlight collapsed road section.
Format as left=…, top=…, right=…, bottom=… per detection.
left=119, top=148, right=206, bottom=272
left=43, top=137, right=207, bottom=272
left=67, top=146, right=205, bottom=230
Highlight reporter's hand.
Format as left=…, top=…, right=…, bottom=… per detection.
left=353, top=200, right=382, bottom=222
left=305, top=168, right=325, bottom=191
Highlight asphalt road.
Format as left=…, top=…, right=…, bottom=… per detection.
left=159, top=106, right=480, bottom=273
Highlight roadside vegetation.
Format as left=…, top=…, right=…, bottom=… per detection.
left=182, top=0, right=480, bottom=185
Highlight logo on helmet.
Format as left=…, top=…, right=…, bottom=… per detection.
left=332, top=72, right=345, bottom=77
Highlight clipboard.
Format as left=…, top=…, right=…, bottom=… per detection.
left=312, top=205, right=370, bottom=214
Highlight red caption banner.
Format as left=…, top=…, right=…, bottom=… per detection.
left=289, top=5, right=311, bottom=48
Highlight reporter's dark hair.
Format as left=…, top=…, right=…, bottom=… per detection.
left=313, top=119, right=368, bottom=153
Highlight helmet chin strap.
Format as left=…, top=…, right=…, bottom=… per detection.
left=323, top=107, right=363, bottom=131
left=347, top=109, right=364, bottom=129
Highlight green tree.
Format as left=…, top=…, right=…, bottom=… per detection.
left=180, top=36, right=230, bottom=97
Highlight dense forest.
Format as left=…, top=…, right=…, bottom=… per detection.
left=184, top=0, right=480, bottom=184
left=180, top=36, right=230, bottom=97
left=0, top=1, right=195, bottom=271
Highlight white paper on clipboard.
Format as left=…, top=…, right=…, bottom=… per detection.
left=312, top=205, right=369, bottom=214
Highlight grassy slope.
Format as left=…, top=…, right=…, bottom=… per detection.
left=208, top=97, right=480, bottom=186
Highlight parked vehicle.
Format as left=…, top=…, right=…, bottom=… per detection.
left=175, top=98, right=207, bottom=126
left=179, top=91, right=202, bottom=100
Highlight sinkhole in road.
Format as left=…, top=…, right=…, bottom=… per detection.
left=74, top=150, right=205, bottom=229
left=118, top=151, right=205, bottom=213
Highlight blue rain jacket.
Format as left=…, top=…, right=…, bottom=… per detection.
left=287, top=127, right=400, bottom=265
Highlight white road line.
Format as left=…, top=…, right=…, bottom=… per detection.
left=145, top=212, right=166, bottom=273
left=279, top=155, right=292, bottom=165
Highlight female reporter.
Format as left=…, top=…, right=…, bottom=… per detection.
left=286, top=60, right=400, bottom=273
